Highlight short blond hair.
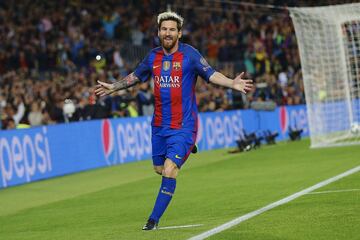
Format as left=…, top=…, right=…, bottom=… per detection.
left=157, top=11, right=184, bottom=31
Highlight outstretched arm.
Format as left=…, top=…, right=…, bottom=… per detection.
left=94, top=72, right=140, bottom=97
left=209, top=72, right=253, bottom=94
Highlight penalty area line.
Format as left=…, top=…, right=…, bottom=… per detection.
left=158, top=224, right=204, bottom=230
left=188, top=165, right=360, bottom=240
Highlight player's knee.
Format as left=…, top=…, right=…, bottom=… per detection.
left=153, top=166, right=163, bottom=175
left=163, top=164, right=178, bottom=178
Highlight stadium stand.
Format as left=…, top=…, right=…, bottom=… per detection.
left=0, top=0, right=353, bottom=129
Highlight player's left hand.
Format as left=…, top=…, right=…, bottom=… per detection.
left=232, top=72, right=253, bottom=94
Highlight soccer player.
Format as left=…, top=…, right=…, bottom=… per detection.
left=94, top=11, right=253, bottom=230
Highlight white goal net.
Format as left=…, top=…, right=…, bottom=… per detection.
left=289, top=3, right=360, bottom=148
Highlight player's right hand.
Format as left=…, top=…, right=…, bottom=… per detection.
left=94, top=80, right=115, bottom=97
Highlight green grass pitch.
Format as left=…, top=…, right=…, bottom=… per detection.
left=0, top=139, right=359, bottom=240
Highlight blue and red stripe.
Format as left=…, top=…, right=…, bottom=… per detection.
left=153, top=51, right=164, bottom=127
left=170, top=52, right=184, bottom=129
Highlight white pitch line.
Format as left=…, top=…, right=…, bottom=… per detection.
left=307, top=188, right=360, bottom=194
left=159, top=224, right=204, bottom=230
left=188, top=165, right=360, bottom=240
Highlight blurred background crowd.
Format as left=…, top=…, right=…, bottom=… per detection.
left=0, top=0, right=353, bottom=129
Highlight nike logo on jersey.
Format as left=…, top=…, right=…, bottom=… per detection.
left=153, top=65, right=161, bottom=69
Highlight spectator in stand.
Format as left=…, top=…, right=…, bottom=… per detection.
left=136, top=82, right=154, bottom=116
left=2, top=0, right=347, bottom=130
left=28, top=101, right=43, bottom=126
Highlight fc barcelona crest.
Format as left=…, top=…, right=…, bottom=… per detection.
left=163, top=61, right=171, bottom=71
left=173, top=62, right=181, bottom=71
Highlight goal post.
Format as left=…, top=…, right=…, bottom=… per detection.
left=289, top=3, right=360, bottom=148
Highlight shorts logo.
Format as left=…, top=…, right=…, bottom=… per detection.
left=173, top=62, right=181, bottom=71
left=163, top=61, right=171, bottom=71
left=175, top=154, right=182, bottom=159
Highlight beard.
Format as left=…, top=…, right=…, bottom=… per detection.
left=160, top=36, right=177, bottom=51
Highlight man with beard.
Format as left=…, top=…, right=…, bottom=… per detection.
left=95, top=11, right=253, bottom=230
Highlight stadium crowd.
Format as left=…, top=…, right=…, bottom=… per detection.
left=0, top=0, right=349, bottom=129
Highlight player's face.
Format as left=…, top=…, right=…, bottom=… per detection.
left=158, top=20, right=182, bottom=52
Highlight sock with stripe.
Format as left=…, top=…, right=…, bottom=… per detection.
left=149, top=176, right=177, bottom=223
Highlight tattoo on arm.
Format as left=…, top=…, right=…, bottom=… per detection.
left=112, top=72, right=140, bottom=92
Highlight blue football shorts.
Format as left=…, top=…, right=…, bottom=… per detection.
left=152, top=126, right=197, bottom=168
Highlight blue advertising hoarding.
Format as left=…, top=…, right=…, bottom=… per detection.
left=0, top=105, right=308, bottom=189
